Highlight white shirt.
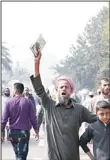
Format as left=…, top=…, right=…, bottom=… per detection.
left=2, top=96, right=11, bottom=113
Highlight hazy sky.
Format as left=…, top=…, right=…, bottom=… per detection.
left=2, top=2, right=107, bottom=87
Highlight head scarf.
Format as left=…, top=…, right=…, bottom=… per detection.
left=55, top=76, right=74, bottom=94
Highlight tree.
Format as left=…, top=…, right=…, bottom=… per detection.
left=2, top=43, right=13, bottom=88
left=102, top=18, right=109, bottom=41
left=51, top=6, right=109, bottom=90
left=96, top=16, right=109, bottom=82
left=12, top=62, right=30, bottom=84
left=2, top=43, right=12, bottom=73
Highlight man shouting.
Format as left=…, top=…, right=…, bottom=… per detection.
left=30, top=49, right=97, bottom=160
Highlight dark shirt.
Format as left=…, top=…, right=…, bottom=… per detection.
left=23, top=93, right=36, bottom=112
left=80, top=120, right=110, bottom=160
left=30, top=74, right=97, bottom=160
left=1, top=96, right=38, bottom=131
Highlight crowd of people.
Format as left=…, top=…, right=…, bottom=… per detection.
left=1, top=49, right=110, bottom=160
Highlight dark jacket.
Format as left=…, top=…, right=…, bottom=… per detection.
left=79, top=120, right=110, bottom=160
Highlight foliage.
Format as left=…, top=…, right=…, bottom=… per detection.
left=2, top=43, right=12, bottom=73
left=12, top=61, right=30, bottom=84
left=51, top=6, right=109, bottom=90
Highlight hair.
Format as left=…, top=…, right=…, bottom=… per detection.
left=96, top=100, right=110, bottom=112
left=98, top=77, right=110, bottom=86
left=14, top=83, right=24, bottom=94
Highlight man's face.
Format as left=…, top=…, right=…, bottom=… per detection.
left=57, top=80, right=71, bottom=103
left=99, top=80, right=110, bottom=95
left=4, top=88, right=10, bottom=97
left=97, top=108, right=110, bottom=124
left=24, top=88, right=29, bottom=95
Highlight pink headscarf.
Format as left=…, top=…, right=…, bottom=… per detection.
left=55, top=76, right=74, bottom=94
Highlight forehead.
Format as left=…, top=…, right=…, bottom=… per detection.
left=97, top=108, right=110, bottom=113
left=58, top=80, right=70, bottom=87
left=101, top=80, right=110, bottom=85
left=5, top=88, right=10, bottom=92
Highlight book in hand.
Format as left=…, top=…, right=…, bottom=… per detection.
left=30, top=34, right=46, bottom=57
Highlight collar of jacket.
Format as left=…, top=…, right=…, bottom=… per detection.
left=98, top=119, right=110, bottom=126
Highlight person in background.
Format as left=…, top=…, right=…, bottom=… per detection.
left=88, top=91, right=94, bottom=98
left=37, top=88, right=51, bottom=133
left=2, top=88, right=11, bottom=141
left=97, top=89, right=101, bottom=95
left=83, top=91, right=95, bottom=109
left=71, top=92, right=81, bottom=103
left=30, top=49, right=97, bottom=160
left=88, top=77, right=110, bottom=114
left=80, top=100, right=110, bottom=160
left=81, top=91, right=95, bottom=132
left=34, top=93, right=42, bottom=107
left=2, top=88, right=11, bottom=111
left=23, top=87, right=36, bottom=112
left=1, top=83, right=39, bottom=160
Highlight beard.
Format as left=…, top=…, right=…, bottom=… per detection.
left=4, top=93, right=10, bottom=97
left=102, top=89, right=110, bottom=95
left=58, top=94, right=70, bottom=104
left=24, top=92, right=29, bottom=96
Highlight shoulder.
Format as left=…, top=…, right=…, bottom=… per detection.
left=29, top=94, right=34, bottom=99
left=20, top=97, right=34, bottom=108
left=25, top=98, right=34, bottom=105
left=90, top=120, right=99, bottom=128
left=73, top=103, right=86, bottom=111
left=23, top=97, right=32, bottom=102
left=74, top=101, right=88, bottom=108
left=6, top=97, right=15, bottom=104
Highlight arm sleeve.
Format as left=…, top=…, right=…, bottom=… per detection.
left=30, top=74, right=52, bottom=108
left=79, top=125, right=93, bottom=153
left=81, top=106, right=97, bottom=123
left=1, top=102, right=10, bottom=132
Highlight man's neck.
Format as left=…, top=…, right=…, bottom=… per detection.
left=100, top=93, right=109, bottom=99
left=15, top=94, right=22, bottom=97
left=99, top=119, right=110, bottom=125
left=4, top=95, right=10, bottom=98
left=104, top=120, right=110, bottom=125
left=64, top=99, right=69, bottom=106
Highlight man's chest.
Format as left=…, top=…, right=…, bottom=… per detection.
left=45, top=107, right=81, bottom=131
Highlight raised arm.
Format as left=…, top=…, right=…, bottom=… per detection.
left=30, top=49, right=52, bottom=108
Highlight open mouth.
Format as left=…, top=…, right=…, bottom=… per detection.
left=61, top=92, right=66, bottom=95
